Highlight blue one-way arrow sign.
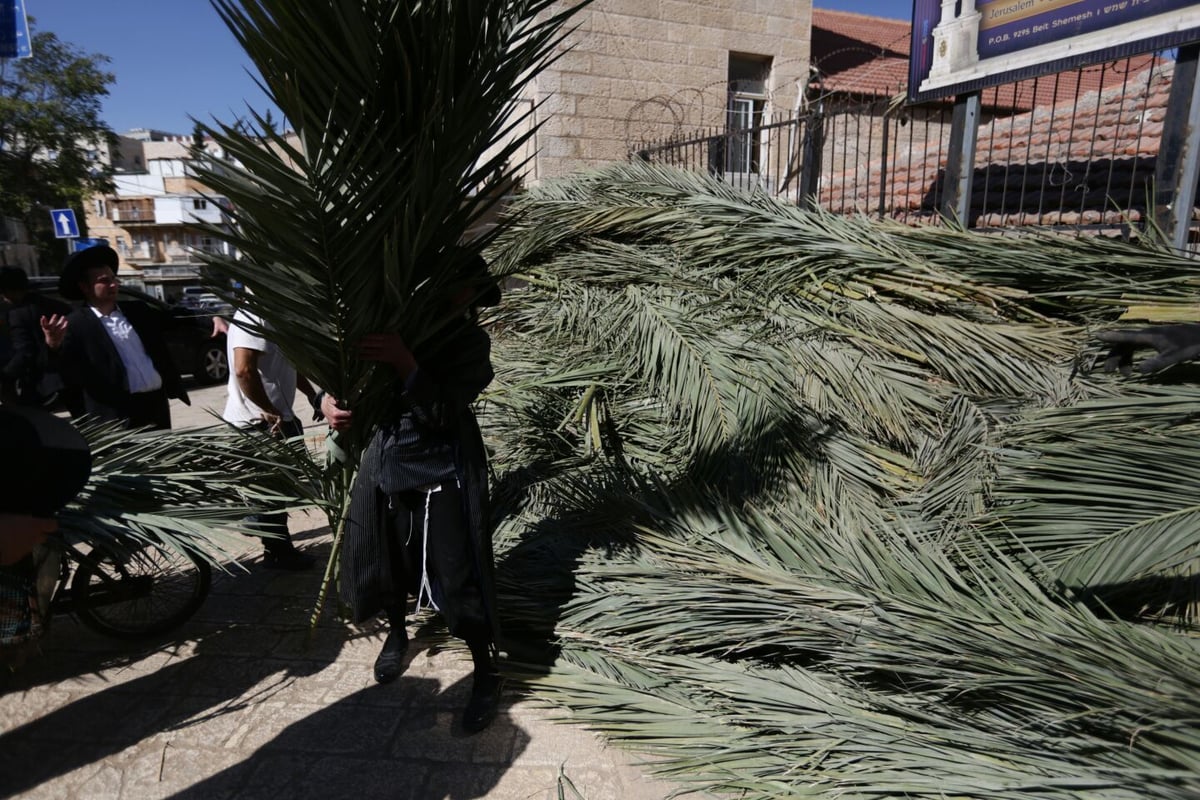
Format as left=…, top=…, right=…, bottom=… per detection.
left=50, top=209, right=79, bottom=239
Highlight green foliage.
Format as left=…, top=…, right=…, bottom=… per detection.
left=59, top=420, right=329, bottom=569
left=186, top=0, right=592, bottom=625
left=190, top=0, right=588, bottom=453
left=481, top=162, right=1200, bottom=798
left=0, top=22, right=115, bottom=265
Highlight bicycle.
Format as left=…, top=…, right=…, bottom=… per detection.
left=43, top=537, right=212, bottom=640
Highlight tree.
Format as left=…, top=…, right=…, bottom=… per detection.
left=0, top=20, right=115, bottom=268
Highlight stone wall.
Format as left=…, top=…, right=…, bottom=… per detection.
left=523, top=0, right=812, bottom=181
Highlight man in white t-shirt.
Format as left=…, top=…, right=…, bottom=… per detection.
left=222, top=308, right=320, bottom=570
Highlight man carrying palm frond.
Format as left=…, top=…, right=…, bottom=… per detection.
left=190, top=0, right=590, bottom=733
left=321, top=259, right=502, bottom=734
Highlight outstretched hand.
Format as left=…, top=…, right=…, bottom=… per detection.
left=1096, top=323, right=1200, bottom=374
left=40, top=314, right=68, bottom=350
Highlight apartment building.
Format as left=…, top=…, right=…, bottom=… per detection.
left=508, top=0, right=813, bottom=183
left=82, top=129, right=235, bottom=300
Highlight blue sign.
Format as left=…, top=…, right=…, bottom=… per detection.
left=0, top=0, right=31, bottom=59
left=73, top=237, right=108, bottom=251
left=50, top=209, right=79, bottom=239
left=977, top=0, right=1197, bottom=60
left=909, top=0, right=1200, bottom=103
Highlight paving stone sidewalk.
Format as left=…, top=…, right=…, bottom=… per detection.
left=0, top=383, right=694, bottom=800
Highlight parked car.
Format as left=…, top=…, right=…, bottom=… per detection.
left=22, top=278, right=229, bottom=386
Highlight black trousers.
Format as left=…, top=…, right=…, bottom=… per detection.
left=385, top=482, right=489, bottom=642
left=125, top=389, right=171, bottom=430
left=245, top=418, right=304, bottom=553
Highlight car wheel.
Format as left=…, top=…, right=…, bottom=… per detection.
left=195, top=342, right=229, bottom=384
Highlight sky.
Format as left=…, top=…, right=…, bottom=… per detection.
left=23, top=1, right=912, bottom=136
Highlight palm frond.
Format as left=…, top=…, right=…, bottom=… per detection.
left=191, top=0, right=590, bottom=444
left=60, top=420, right=325, bottom=568
left=482, top=162, right=1200, bottom=796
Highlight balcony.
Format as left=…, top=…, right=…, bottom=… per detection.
left=111, top=207, right=156, bottom=224
left=117, top=243, right=155, bottom=260
left=140, top=264, right=202, bottom=280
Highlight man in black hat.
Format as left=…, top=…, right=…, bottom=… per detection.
left=0, top=266, right=72, bottom=407
left=46, top=245, right=189, bottom=429
left=323, top=252, right=505, bottom=733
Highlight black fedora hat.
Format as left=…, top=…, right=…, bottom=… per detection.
left=59, top=244, right=119, bottom=300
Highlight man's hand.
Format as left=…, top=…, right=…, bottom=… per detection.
left=211, top=316, right=230, bottom=337
left=321, top=393, right=353, bottom=432
left=359, top=333, right=417, bottom=379
left=260, top=410, right=283, bottom=433
left=40, top=314, right=68, bottom=350
left=1096, top=323, right=1200, bottom=374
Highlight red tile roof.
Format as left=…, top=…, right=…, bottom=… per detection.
left=820, top=61, right=1173, bottom=228
left=811, top=9, right=911, bottom=98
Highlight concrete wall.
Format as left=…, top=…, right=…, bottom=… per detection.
left=521, top=0, right=812, bottom=181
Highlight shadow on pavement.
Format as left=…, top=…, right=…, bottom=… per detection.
left=0, top=528, right=530, bottom=799
left=167, top=667, right=530, bottom=800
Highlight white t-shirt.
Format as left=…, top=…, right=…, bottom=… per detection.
left=221, top=309, right=297, bottom=426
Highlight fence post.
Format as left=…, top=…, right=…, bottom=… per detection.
left=878, top=103, right=890, bottom=218
left=1153, top=43, right=1200, bottom=252
left=798, top=109, right=824, bottom=208
left=940, top=92, right=981, bottom=226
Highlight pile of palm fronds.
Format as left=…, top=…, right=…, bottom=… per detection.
left=479, top=161, right=1200, bottom=798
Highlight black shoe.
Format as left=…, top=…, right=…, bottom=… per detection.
left=462, top=670, right=502, bottom=734
left=373, top=630, right=409, bottom=684
left=261, top=548, right=316, bottom=571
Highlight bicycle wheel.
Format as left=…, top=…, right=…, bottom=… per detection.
left=71, top=543, right=211, bottom=640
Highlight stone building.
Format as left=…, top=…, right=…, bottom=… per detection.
left=513, top=0, right=814, bottom=183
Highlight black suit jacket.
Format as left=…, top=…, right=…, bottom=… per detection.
left=59, top=301, right=189, bottom=422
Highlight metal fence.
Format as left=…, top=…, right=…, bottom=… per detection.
left=634, top=53, right=1172, bottom=237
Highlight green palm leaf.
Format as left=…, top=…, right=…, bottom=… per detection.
left=192, top=0, right=588, bottom=441
left=59, top=420, right=326, bottom=567
left=481, top=162, right=1200, bottom=796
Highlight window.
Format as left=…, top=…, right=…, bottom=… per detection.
left=726, top=53, right=773, bottom=174
left=192, top=198, right=208, bottom=210
left=94, top=198, right=106, bottom=217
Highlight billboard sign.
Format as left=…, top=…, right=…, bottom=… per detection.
left=909, top=0, right=1200, bottom=103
